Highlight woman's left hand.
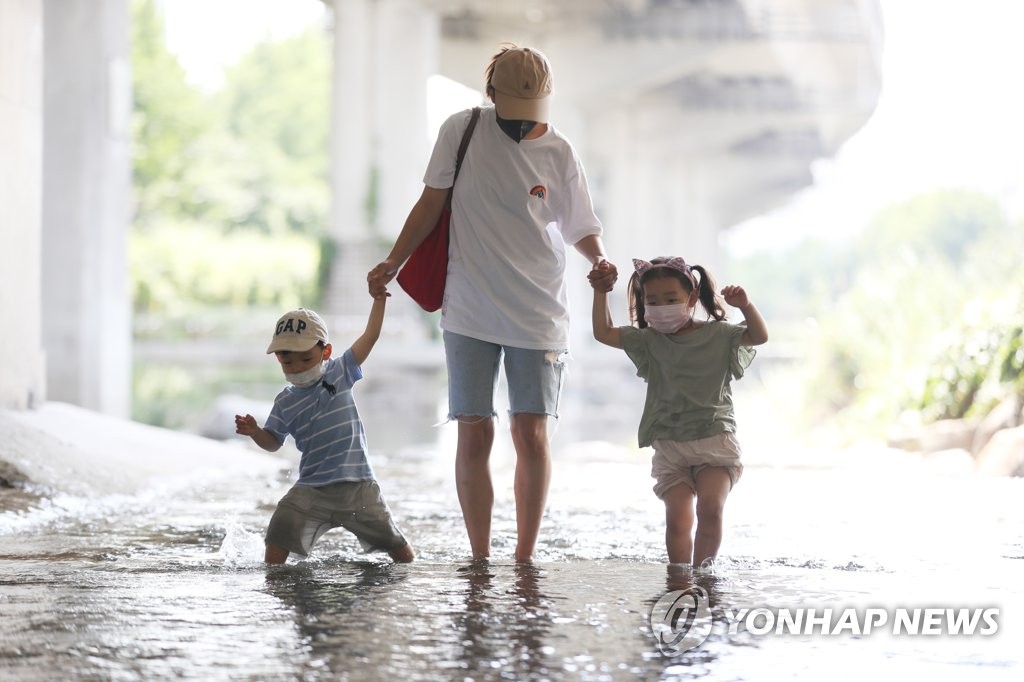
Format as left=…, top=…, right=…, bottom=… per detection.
left=588, top=259, right=618, bottom=293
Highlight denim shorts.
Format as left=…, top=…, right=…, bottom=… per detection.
left=443, top=330, right=567, bottom=419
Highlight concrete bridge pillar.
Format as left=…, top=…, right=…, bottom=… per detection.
left=0, top=0, right=45, bottom=410
left=42, top=0, right=132, bottom=416
left=326, top=0, right=438, bottom=323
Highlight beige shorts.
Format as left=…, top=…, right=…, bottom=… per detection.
left=651, top=432, right=743, bottom=499
left=265, top=480, right=408, bottom=557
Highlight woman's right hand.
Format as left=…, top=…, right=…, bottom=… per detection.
left=367, top=260, right=398, bottom=299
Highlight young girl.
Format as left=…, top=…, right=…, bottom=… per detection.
left=589, top=256, right=768, bottom=567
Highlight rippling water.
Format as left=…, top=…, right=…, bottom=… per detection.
left=2, top=405, right=1022, bottom=680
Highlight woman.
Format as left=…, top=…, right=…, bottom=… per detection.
left=368, top=44, right=617, bottom=562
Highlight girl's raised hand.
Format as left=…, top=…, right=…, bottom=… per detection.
left=588, top=259, right=617, bottom=292
left=721, top=285, right=750, bottom=309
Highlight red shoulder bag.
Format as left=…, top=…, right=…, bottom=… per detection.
left=397, top=107, right=481, bottom=312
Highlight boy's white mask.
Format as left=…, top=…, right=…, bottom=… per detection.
left=285, top=361, right=326, bottom=388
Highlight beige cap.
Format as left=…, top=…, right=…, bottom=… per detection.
left=491, top=47, right=552, bottom=122
left=266, top=308, right=329, bottom=353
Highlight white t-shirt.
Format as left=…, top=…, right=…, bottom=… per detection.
left=424, top=106, right=602, bottom=350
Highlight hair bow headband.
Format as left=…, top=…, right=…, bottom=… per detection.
left=632, top=257, right=698, bottom=289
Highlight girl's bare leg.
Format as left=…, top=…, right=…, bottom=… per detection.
left=662, top=484, right=696, bottom=564
left=693, top=467, right=732, bottom=568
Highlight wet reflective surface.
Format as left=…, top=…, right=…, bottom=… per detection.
left=2, top=416, right=1023, bottom=680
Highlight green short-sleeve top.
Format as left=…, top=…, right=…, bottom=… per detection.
left=619, top=321, right=756, bottom=447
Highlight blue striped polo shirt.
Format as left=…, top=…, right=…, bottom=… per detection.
left=264, top=348, right=375, bottom=486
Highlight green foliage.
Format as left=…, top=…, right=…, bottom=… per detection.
left=726, top=238, right=857, bottom=323
left=130, top=223, right=320, bottom=317
left=169, top=132, right=329, bottom=237
left=214, top=28, right=331, bottom=236
left=129, top=0, right=330, bottom=316
left=916, top=281, right=1024, bottom=421
left=132, top=363, right=198, bottom=428
left=220, top=31, right=330, bottom=173
left=800, top=251, right=960, bottom=433
left=130, top=0, right=216, bottom=227
left=858, top=189, right=1009, bottom=266
left=127, top=1, right=333, bottom=427
left=132, top=361, right=284, bottom=429
left=735, top=188, right=1021, bottom=438
left=130, top=1, right=330, bottom=235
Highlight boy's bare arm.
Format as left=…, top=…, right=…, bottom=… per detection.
left=234, top=414, right=282, bottom=452
left=351, top=296, right=386, bottom=366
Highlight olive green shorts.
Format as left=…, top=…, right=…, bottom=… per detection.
left=265, top=480, right=408, bottom=557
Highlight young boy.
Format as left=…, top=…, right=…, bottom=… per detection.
left=235, top=302, right=414, bottom=564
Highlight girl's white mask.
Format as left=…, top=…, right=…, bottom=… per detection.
left=644, top=303, right=692, bottom=334
left=285, top=361, right=326, bottom=387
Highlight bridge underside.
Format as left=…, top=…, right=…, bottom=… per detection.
left=0, top=0, right=882, bottom=413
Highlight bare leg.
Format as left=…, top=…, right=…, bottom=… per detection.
left=692, top=467, right=732, bottom=568
left=509, top=413, right=551, bottom=563
left=662, top=483, right=696, bottom=564
left=455, top=417, right=495, bottom=560
left=265, top=543, right=289, bottom=565
left=389, top=543, right=415, bottom=563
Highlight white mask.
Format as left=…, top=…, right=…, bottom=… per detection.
left=644, top=304, right=692, bottom=334
left=285, top=361, right=326, bottom=387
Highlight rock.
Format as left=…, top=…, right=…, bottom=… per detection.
left=888, top=418, right=977, bottom=454
left=975, top=425, right=1024, bottom=477
left=922, top=448, right=974, bottom=476
left=971, top=395, right=1021, bottom=455
left=0, top=401, right=284, bottom=497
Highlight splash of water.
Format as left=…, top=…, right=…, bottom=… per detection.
left=216, top=520, right=266, bottom=568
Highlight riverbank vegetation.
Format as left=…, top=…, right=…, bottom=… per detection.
left=729, top=190, right=1024, bottom=451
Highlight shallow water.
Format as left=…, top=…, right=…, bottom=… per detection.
left=2, top=412, right=1022, bottom=680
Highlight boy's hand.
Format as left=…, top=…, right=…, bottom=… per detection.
left=588, top=259, right=617, bottom=293
left=367, top=260, right=398, bottom=299
left=234, top=414, right=260, bottom=437
left=721, top=285, right=750, bottom=309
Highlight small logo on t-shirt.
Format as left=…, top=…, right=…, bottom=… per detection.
left=530, top=185, right=546, bottom=199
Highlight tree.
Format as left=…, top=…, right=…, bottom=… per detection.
left=214, top=28, right=331, bottom=236
left=858, top=189, right=1009, bottom=267
left=130, top=0, right=215, bottom=228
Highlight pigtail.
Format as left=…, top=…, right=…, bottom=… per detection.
left=627, top=271, right=648, bottom=328
left=691, top=265, right=727, bottom=321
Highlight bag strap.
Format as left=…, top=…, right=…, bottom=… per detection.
left=446, top=106, right=481, bottom=207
